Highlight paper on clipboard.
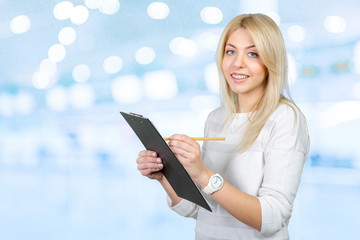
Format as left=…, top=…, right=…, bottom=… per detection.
left=120, top=111, right=211, bottom=212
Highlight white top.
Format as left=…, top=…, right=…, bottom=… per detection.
left=167, top=103, right=310, bottom=239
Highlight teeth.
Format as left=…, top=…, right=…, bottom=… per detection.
left=232, top=74, right=248, bottom=79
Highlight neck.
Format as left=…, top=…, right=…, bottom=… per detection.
left=237, top=94, right=262, bottom=113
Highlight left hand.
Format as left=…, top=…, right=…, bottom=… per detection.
left=168, top=134, right=209, bottom=184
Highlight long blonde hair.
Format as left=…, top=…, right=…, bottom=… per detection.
left=216, top=13, right=293, bottom=152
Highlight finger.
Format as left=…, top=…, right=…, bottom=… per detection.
left=137, top=160, right=163, bottom=171
left=169, top=139, right=196, bottom=155
left=138, top=150, right=157, bottom=158
left=139, top=163, right=164, bottom=176
left=171, top=134, right=200, bottom=149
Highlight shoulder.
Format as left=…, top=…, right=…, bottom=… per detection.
left=206, top=106, right=225, bottom=122
left=269, top=102, right=305, bottom=125
left=266, top=102, right=310, bottom=152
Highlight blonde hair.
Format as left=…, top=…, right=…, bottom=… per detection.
left=216, top=13, right=293, bottom=152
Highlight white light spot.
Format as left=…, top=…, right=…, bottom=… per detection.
left=69, top=84, right=95, bottom=109
left=48, top=44, right=66, bottom=63
left=197, top=32, right=220, bottom=52
left=321, top=101, right=360, bottom=127
left=324, top=16, right=346, bottom=33
left=53, top=1, right=74, bottom=20
left=147, top=2, right=170, bottom=20
left=287, top=25, right=306, bottom=42
left=39, top=58, right=57, bottom=77
left=111, top=75, right=143, bottom=104
left=72, top=64, right=91, bottom=83
left=135, top=47, right=156, bottom=65
left=99, top=0, right=120, bottom=15
left=10, top=15, right=31, bottom=34
left=58, top=27, right=76, bottom=45
left=32, top=71, right=57, bottom=89
left=169, top=37, right=198, bottom=57
left=85, top=0, right=102, bottom=9
left=46, top=86, right=68, bottom=111
left=287, top=54, right=297, bottom=85
left=143, top=70, right=178, bottom=100
left=200, top=7, right=223, bottom=25
left=204, top=62, right=219, bottom=94
left=103, top=56, right=123, bottom=74
left=71, top=5, right=89, bottom=25
left=15, top=92, right=36, bottom=115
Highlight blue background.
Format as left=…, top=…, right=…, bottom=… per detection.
left=1, top=0, right=360, bottom=239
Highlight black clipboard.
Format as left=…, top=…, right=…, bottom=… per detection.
left=120, top=111, right=211, bottom=212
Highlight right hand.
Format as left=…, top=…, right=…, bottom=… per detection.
left=136, top=150, right=164, bottom=180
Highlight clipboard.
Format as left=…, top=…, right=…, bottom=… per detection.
left=120, top=111, right=211, bottom=212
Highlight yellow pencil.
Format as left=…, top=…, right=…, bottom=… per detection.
left=164, top=137, right=225, bottom=141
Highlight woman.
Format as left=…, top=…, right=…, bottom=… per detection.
left=136, top=13, right=310, bottom=239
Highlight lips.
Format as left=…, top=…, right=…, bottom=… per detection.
left=231, top=73, right=249, bottom=83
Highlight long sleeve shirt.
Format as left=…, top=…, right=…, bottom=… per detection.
left=167, top=103, right=310, bottom=239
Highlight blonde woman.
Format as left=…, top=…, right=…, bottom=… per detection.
left=136, top=13, right=310, bottom=239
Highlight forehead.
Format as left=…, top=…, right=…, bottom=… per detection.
left=226, top=27, right=255, bottom=47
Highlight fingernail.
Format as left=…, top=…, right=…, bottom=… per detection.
left=152, top=152, right=157, bottom=157
left=156, top=158, right=161, bottom=163
left=157, top=163, right=163, bottom=168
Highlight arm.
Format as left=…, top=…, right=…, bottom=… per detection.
left=136, top=150, right=182, bottom=206
left=136, top=150, right=200, bottom=218
left=168, top=135, right=262, bottom=231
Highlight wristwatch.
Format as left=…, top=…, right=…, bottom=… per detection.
left=203, top=173, right=223, bottom=195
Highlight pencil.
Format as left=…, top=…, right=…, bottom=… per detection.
left=164, top=137, right=225, bottom=141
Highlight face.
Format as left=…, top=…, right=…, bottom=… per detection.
left=221, top=27, right=268, bottom=111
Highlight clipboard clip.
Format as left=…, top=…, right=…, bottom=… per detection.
left=129, top=112, right=143, bottom=118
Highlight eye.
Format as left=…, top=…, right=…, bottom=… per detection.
left=225, top=49, right=236, bottom=55
left=248, top=52, right=259, bottom=57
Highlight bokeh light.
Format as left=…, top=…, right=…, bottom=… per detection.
left=72, top=64, right=91, bottom=83
left=85, top=0, right=102, bottom=9
left=200, top=7, right=223, bottom=24
left=287, top=25, right=306, bottom=42
left=58, top=27, right=77, bottom=45
left=46, top=86, right=68, bottom=112
left=324, top=15, right=346, bottom=33
left=99, top=0, right=120, bottom=15
left=48, top=44, right=66, bottom=63
left=103, top=56, right=123, bottom=74
left=69, top=84, right=95, bottom=109
left=169, top=37, right=198, bottom=57
left=53, top=1, right=74, bottom=20
left=147, top=2, right=170, bottom=20
left=10, top=15, right=31, bottom=34
left=70, top=5, right=89, bottom=25
left=111, top=75, right=143, bottom=104
left=39, top=58, right=57, bottom=77
left=135, top=47, right=156, bottom=65
left=143, top=70, right=178, bottom=100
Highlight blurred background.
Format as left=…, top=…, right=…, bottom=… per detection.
left=1, top=0, right=360, bottom=239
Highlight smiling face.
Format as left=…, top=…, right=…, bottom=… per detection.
left=221, top=27, right=268, bottom=112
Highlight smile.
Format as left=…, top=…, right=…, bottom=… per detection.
left=231, top=73, right=249, bottom=81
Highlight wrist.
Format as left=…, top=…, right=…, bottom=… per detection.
left=196, top=169, right=214, bottom=189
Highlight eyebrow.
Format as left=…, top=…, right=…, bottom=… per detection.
left=226, top=43, right=256, bottom=49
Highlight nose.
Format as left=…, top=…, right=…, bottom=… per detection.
left=233, top=53, right=246, bottom=69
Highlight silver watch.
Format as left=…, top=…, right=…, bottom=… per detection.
left=203, top=173, right=223, bottom=195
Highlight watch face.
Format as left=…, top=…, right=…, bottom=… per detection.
left=211, top=176, right=222, bottom=189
